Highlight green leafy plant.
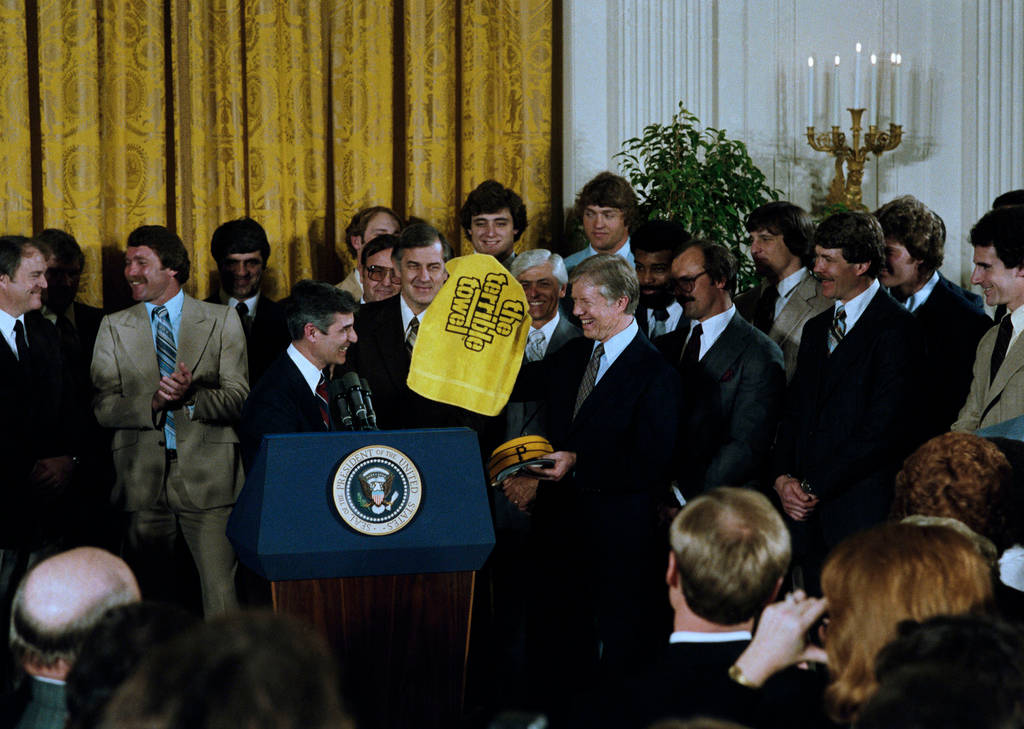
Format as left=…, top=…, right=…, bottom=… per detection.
left=616, top=103, right=781, bottom=292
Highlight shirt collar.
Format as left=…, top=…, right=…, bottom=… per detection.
left=669, top=630, right=752, bottom=643
left=286, top=343, right=324, bottom=395
left=694, top=304, right=736, bottom=346
left=777, top=268, right=810, bottom=300
left=399, top=294, right=419, bottom=334
left=904, top=270, right=940, bottom=313
left=221, top=289, right=261, bottom=315
left=144, top=288, right=185, bottom=323
left=533, top=310, right=561, bottom=345
left=0, top=308, right=23, bottom=341
left=582, top=237, right=633, bottom=264
left=835, top=278, right=879, bottom=331
left=595, top=316, right=638, bottom=365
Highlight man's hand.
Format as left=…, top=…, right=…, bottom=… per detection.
left=732, top=590, right=828, bottom=687
left=152, top=362, right=194, bottom=412
left=502, top=476, right=539, bottom=512
left=528, top=450, right=577, bottom=481
left=773, top=474, right=819, bottom=521
left=30, top=455, right=74, bottom=494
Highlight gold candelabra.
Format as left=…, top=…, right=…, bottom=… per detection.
left=806, top=108, right=902, bottom=209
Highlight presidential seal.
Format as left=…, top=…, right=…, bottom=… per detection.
left=332, top=445, right=422, bottom=535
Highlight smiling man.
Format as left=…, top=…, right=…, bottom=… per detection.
left=563, top=172, right=638, bottom=272
left=459, top=180, right=527, bottom=267
left=953, top=205, right=1024, bottom=432
left=92, top=225, right=248, bottom=617
left=206, top=218, right=290, bottom=385
left=772, top=212, right=924, bottom=592
left=631, top=220, right=690, bottom=338
left=240, top=281, right=358, bottom=470
left=357, top=233, right=400, bottom=303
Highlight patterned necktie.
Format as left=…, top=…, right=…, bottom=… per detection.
left=651, top=308, right=669, bottom=338
left=681, top=322, right=703, bottom=365
left=991, top=313, right=1014, bottom=384
left=753, top=285, right=779, bottom=334
left=153, top=306, right=176, bottom=443
left=406, top=316, right=419, bottom=354
left=827, top=304, right=847, bottom=355
left=526, top=328, right=546, bottom=362
left=315, top=372, right=331, bottom=429
left=236, top=301, right=252, bottom=336
left=12, top=320, right=31, bottom=378
left=572, top=343, right=605, bottom=420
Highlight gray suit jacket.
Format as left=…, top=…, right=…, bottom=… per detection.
left=952, top=320, right=1024, bottom=432
left=735, top=273, right=830, bottom=382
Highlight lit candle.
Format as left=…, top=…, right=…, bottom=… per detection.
left=854, top=42, right=863, bottom=108
left=890, top=52, right=897, bottom=125
left=895, top=52, right=902, bottom=124
left=807, top=56, right=815, bottom=127
left=833, top=55, right=841, bottom=124
left=870, top=54, right=878, bottom=125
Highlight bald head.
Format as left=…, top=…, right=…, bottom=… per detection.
left=10, top=548, right=140, bottom=677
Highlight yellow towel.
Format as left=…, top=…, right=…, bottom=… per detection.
left=408, top=254, right=531, bottom=415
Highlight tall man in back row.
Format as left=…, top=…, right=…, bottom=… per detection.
left=563, top=172, right=638, bottom=272
left=773, top=212, right=924, bottom=588
left=511, top=255, right=681, bottom=711
left=459, top=179, right=528, bottom=268
left=92, top=225, right=248, bottom=615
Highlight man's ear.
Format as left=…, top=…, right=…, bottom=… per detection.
left=765, top=575, right=785, bottom=606
left=302, top=322, right=319, bottom=342
left=666, top=551, right=680, bottom=589
left=853, top=261, right=871, bottom=277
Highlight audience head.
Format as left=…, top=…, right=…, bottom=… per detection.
left=210, top=217, right=271, bottom=301
left=358, top=233, right=400, bottom=303
left=459, top=180, right=527, bottom=261
left=812, top=212, right=885, bottom=302
left=98, top=611, right=354, bottom=729
left=892, top=432, right=1013, bottom=551
left=393, top=223, right=451, bottom=315
left=37, top=228, right=85, bottom=313
left=668, top=487, right=790, bottom=626
left=9, top=547, right=141, bottom=680
left=969, top=205, right=1024, bottom=310
left=284, top=280, right=358, bottom=369
left=66, top=601, right=199, bottom=729
left=0, top=235, right=49, bottom=317
left=573, top=172, right=638, bottom=254
left=820, top=522, right=993, bottom=723
left=745, top=201, right=816, bottom=276
left=345, top=206, right=402, bottom=256
left=873, top=196, right=946, bottom=299
left=509, top=249, right=568, bottom=329
left=672, top=239, right=736, bottom=321
left=993, top=190, right=1024, bottom=208
left=632, top=220, right=690, bottom=311
left=569, top=254, right=639, bottom=340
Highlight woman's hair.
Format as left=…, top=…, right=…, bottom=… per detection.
left=821, top=522, right=993, bottom=724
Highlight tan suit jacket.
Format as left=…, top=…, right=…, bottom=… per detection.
left=337, top=269, right=362, bottom=301
left=952, top=321, right=1024, bottom=432
left=735, top=273, right=830, bottom=381
left=91, top=296, right=248, bottom=511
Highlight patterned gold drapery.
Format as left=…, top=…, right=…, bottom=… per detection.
left=0, top=0, right=553, bottom=308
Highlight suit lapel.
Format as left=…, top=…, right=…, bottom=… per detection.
left=372, top=297, right=409, bottom=391
left=817, top=291, right=888, bottom=401
left=700, top=315, right=746, bottom=380
left=122, top=304, right=161, bottom=380
left=568, top=332, right=645, bottom=435
left=177, top=296, right=215, bottom=373
left=771, top=275, right=814, bottom=341
left=985, top=331, right=1024, bottom=410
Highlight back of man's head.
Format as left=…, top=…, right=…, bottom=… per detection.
left=669, top=487, right=790, bottom=625
left=9, top=548, right=141, bottom=678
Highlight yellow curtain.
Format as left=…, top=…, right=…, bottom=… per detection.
left=0, top=0, right=553, bottom=308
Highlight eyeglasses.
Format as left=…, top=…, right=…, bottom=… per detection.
left=365, top=265, right=400, bottom=283
left=673, top=270, right=708, bottom=290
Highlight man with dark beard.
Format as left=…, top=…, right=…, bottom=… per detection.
left=632, top=220, right=690, bottom=339
left=657, top=240, right=785, bottom=498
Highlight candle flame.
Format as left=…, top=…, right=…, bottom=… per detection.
left=890, top=52, right=897, bottom=63
left=808, top=56, right=814, bottom=67
left=834, top=55, right=840, bottom=66
left=895, top=53, right=902, bottom=64
left=870, top=53, right=877, bottom=64
left=856, top=42, right=862, bottom=53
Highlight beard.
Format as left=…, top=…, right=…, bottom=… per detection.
left=639, top=287, right=675, bottom=310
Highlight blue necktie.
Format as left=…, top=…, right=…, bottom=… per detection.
left=153, top=305, right=176, bottom=443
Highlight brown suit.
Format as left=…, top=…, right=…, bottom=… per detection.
left=337, top=269, right=362, bottom=301
left=91, top=295, right=248, bottom=614
left=952, top=320, right=1024, bottom=432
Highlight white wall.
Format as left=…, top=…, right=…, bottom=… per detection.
left=563, top=0, right=1024, bottom=287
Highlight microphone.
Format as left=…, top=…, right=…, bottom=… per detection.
left=360, top=377, right=378, bottom=430
left=341, top=371, right=371, bottom=430
left=327, top=378, right=354, bottom=430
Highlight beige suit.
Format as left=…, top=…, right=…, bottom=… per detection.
left=91, top=295, right=248, bottom=614
left=952, top=321, right=1023, bottom=432
left=337, top=269, right=362, bottom=301
left=735, top=273, right=831, bottom=381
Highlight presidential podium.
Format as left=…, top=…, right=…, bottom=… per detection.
left=227, top=428, right=494, bottom=729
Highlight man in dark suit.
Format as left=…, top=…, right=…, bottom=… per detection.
left=735, top=202, right=831, bottom=382
left=874, top=195, right=991, bottom=435
left=773, top=212, right=924, bottom=587
left=632, top=220, right=689, bottom=338
left=564, top=488, right=816, bottom=729
left=656, top=240, right=785, bottom=497
left=509, top=255, right=681, bottom=711
left=206, top=217, right=291, bottom=386
left=0, top=236, right=78, bottom=691
left=346, top=223, right=484, bottom=432
left=240, top=281, right=358, bottom=470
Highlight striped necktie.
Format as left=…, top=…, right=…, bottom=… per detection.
left=526, top=328, right=546, bottom=362
left=827, top=304, right=846, bottom=355
left=152, top=306, right=176, bottom=442
left=572, top=343, right=604, bottom=420
left=315, top=372, right=331, bottom=429
left=406, top=316, right=419, bottom=354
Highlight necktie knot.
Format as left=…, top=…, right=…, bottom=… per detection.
left=526, top=329, right=546, bottom=362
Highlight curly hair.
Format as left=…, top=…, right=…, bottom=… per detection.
left=892, top=432, right=1013, bottom=551
left=873, top=195, right=946, bottom=272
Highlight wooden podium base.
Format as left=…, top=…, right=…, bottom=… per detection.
left=272, top=570, right=476, bottom=729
